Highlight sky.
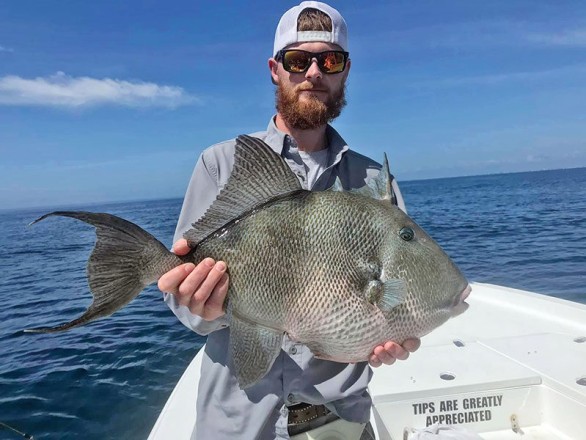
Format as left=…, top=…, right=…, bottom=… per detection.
left=1, top=0, right=585, bottom=210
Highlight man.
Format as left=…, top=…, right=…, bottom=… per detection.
left=158, top=2, right=420, bottom=439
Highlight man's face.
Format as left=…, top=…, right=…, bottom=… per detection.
left=269, top=42, right=350, bottom=130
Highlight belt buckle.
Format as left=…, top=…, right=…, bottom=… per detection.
left=287, top=403, right=339, bottom=436
left=288, top=402, right=328, bottom=424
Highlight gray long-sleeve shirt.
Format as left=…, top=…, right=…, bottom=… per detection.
left=165, top=117, right=406, bottom=439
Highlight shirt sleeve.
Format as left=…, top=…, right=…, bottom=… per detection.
left=164, top=151, right=230, bottom=335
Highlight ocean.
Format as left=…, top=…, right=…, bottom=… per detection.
left=1, top=167, right=585, bottom=440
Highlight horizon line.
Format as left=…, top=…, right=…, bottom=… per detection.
left=2, top=165, right=584, bottom=214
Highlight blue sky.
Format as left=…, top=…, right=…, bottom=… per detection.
left=1, top=0, right=585, bottom=209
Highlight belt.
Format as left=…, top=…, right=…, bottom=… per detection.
left=287, top=402, right=339, bottom=436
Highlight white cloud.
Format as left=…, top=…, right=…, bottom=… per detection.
left=366, top=19, right=586, bottom=52
left=416, top=64, right=586, bottom=88
left=0, top=45, right=14, bottom=52
left=0, top=72, right=196, bottom=108
left=524, top=29, right=586, bottom=47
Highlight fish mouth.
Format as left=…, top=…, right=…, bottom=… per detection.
left=451, top=284, right=472, bottom=317
left=460, top=284, right=472, bottom=302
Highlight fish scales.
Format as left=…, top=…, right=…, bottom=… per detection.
left=26, top=134, right=470, bottom=388
left=194, top=189, right=391, bottom=361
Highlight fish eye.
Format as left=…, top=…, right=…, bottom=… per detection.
left=399, top=227, right=415, bottom=241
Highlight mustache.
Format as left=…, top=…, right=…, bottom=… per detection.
left=296, top=83, right=329, bottom=93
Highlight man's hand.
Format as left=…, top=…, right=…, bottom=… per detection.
left=158, top=239, right=229, bottom=321
left=368, top=339, right=421, bottom=368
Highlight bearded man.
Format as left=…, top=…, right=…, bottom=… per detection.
left=158, top=2, right=420, bottom=439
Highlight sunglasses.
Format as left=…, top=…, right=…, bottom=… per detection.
left=276, top=49, right=349, bottom=74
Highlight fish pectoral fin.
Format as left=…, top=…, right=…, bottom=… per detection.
left=230, top=314, right=283, bottom=389
left=366, top=278, right=408, bottom=313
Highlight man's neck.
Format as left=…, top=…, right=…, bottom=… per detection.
left=275, top=114, right=328, bottom=152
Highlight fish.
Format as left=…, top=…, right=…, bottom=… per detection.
left=26, top=135, right=470, bottom=388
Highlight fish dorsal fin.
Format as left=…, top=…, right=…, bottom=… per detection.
left=346, top=153, right=397, bottom=203
left=184, top=135, right=303, bottom=245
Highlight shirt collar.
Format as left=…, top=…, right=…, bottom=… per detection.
left=263, top=116, right=349, bottom=167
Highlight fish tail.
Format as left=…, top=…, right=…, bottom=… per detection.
left=25, top=211, right=185, bottom=333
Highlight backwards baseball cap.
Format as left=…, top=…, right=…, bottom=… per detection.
left=273, top=1, right=348, bottom=57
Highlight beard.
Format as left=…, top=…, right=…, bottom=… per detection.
left=275, top=80, right=347, bottom=130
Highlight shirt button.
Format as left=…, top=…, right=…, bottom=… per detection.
left=289, top=346, right=297, bottom=355
left=287, top=393, right=295, bottom=403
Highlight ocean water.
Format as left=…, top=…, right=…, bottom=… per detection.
left=0, top=168, right=585, bottom=440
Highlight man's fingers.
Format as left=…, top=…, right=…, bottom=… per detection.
left=159, top=256, right=229, bottom=320
left=373, top=345, right=396, bottom=365
left=157, top=263, right=195, bottom=293
left=177, top=258, right=216, bottom=306
left=206, top=273, right=229, bottom=310
left=384, top=341, right=409, bottom=361
left=192, top=262, right=227, bottom=303
left=172, top=238, right=191, bottom=256
left=403, top=338, right=421, bottom=353
left=368, top=339, right=420, bottom=368
left=198, top=273, right=229, bottom=320
left=369, top=354, right=382, bottom=368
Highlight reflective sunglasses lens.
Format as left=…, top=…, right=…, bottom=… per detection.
left=283, top=51, right=311, bottom=73
left=319, top=51, right=346, bottom=73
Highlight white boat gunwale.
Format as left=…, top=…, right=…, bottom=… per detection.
left=149, top=283, right=586, bottom=440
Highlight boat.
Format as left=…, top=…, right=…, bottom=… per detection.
left=148, top=283, right=586, bottom=439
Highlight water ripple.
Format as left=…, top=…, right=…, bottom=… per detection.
left=1, top=171, right=585, bottom=439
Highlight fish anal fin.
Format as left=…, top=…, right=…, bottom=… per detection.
left=230, top=313, right=283, bottom=388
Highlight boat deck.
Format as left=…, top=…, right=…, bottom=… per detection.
left=149, top=283, right=586, bottom=439
left=370, top=283, right=586, bottom=440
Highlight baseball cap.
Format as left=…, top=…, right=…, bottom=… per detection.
left=273, top=1, right=349, bottom=57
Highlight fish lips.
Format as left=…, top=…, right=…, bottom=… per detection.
left=451, top=284, right=472, bottom=317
